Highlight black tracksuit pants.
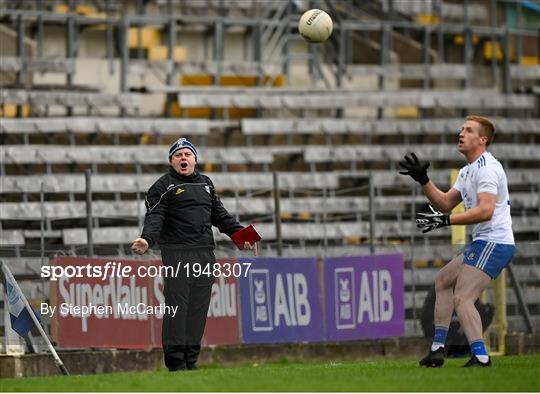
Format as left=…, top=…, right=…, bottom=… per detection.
left=160, top=247, right=216, bottom=370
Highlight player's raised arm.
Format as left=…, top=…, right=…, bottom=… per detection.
left=399, top=152, right=462, bottom=213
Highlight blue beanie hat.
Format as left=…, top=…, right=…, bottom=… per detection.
left=168, top=138, right=197, bottom=161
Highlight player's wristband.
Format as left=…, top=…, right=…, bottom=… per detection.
left=445, top=215, right=451, bottom=226
left=418, top=174, right=429, bottom=186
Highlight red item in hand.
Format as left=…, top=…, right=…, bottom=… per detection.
left=231, top=225, right=262, bottom=249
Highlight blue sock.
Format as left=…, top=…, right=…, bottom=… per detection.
left=470, top=339, right=489, bottom=360
left=431, top=325, right=448, bottom=350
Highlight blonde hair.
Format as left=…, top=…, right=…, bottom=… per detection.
left=466, top=115, right=495, bottom=147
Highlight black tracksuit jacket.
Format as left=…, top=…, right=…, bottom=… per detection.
left=141, top=168, right=243, bottom=248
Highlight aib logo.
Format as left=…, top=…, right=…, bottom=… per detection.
left=249, top=270, right=272, bottom=331
left=339, top=279, right=351, bottom=302
left=254, top=280, right=266, bottom=304
left=335, top=268, right=355, bottom=329
left=247, top=268, right=313, bottom=334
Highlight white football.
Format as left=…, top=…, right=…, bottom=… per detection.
left=298, top=9, right=333, bottom=43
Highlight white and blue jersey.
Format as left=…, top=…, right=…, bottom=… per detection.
left=453, top=152, right=514, bottom=245
left=452, top=152, right=515, bottom=279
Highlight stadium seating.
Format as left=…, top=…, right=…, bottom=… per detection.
left=0, top=172, right=339, bottom=194
left=303, top=144, right=540, bottom=162
left=176, top=88, right=536, bottom=110
left=0, top=231, right=25, bottom=246
left=345, top=63, right=469, bottom=79
left=242, top=118, right=540, bottom=135
left=0, top=89, right=141, bottom=113
left=0, top=57, right=76, bottom=74
left=0, top=117, right=221, bottom=135
left=510, top=65, right=540, bottom=79
left=129, top=60, right=276, bottom=79
left=4, top=143, right=538, bottom=166
left=3, top=192, right=539, bottom=220
left=2, top=169, right=537, bottom=195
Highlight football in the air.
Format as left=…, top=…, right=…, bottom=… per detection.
left=298, top=9, right=333, bottom=43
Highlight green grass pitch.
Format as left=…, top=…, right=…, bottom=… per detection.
left=1, top=355, right=539, bottom=392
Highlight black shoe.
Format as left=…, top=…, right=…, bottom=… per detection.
left=419, top=347, right=445, bottom=367
left=463, top=355, right=492, bottom=367
left=186, top=363, right=198, bottom=371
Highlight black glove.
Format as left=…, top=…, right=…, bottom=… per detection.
left=416, top=205, right=451, bottom=233
left=399, top=152, right=430, bottom=185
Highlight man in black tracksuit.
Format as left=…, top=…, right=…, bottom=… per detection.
left=131, top=138, right=255, bottom=371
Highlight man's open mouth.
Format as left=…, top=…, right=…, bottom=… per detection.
left=180, top=162, right=188, bottom=169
